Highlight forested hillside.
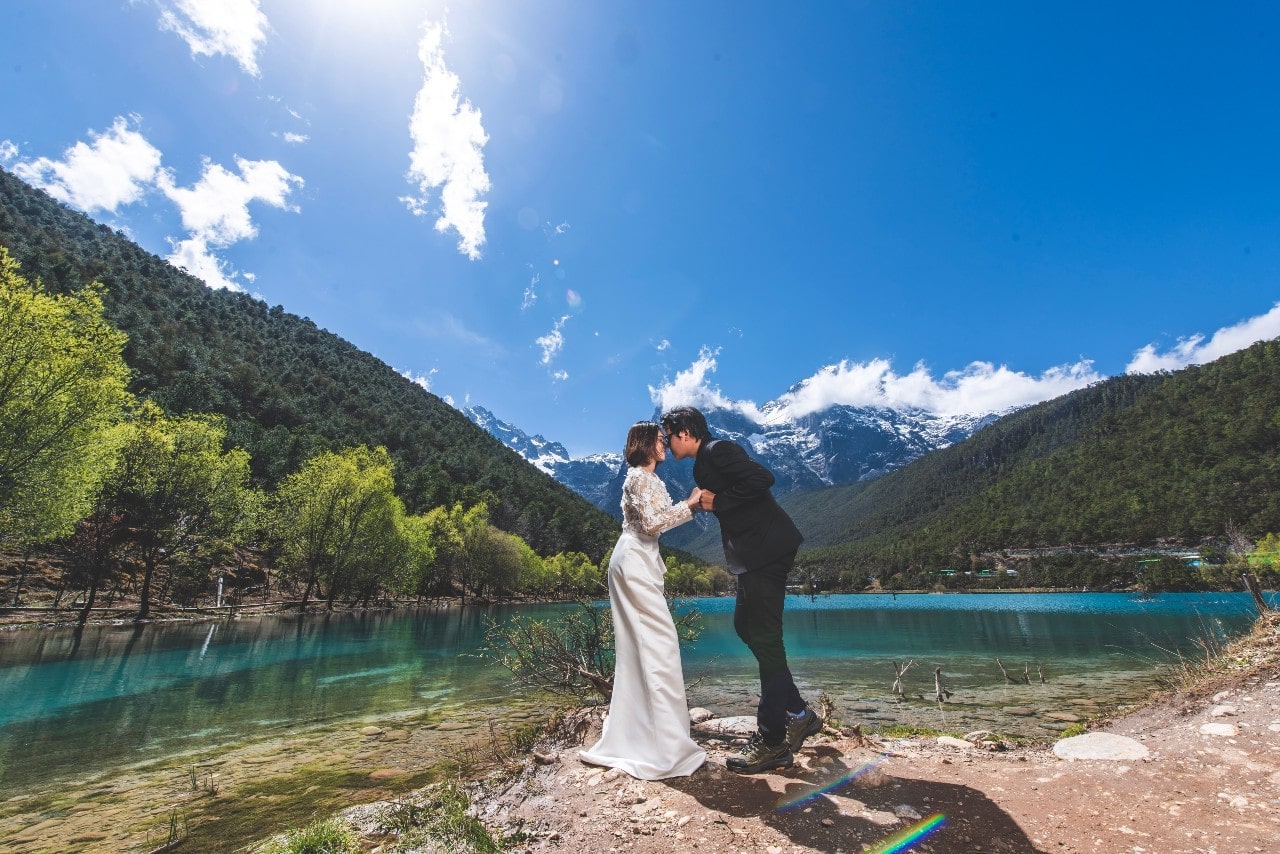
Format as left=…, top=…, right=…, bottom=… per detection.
left=792, top=340, right=1280, bottom=580
left=0, top=169, right=617, bottom=560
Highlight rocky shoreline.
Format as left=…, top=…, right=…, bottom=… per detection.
left=324, top=612, right=1279, bottom=853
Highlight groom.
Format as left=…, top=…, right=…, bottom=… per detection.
left=661, top=405, right=820, bottom=773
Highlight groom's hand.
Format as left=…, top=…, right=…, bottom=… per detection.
left=698, top=490, right=716, bottom=511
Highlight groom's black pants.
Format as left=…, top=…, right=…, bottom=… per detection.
left=734, top=549, right=804, bottom=746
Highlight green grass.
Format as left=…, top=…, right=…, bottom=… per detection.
left=260, top=817, right=358, bottom=854
left=176, top=762, right=442, bottom=852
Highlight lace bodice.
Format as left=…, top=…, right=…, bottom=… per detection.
left=621, top=468, right=692, bottom=537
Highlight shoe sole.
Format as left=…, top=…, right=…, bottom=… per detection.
left=726, top=751, right=794, bottom=774
left=787, top=712, right=823, bottom=752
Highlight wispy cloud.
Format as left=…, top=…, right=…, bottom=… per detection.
left=552, top=369, right=569, bottom=381
left=12, top=116, right=162, bottom=213
left=402, top=20, right=491, bottom=260
left=413, top=313, right=498, bottom=351
left=281, top=132, right=308, bottom=145
left=157, top=0, right=270, bottom=77
left=650, top=347, right=1102, bottom=424
left=536, top=315, right=570, bottom=364
left=157, top=156, right=303, bottom=290
left=1126, top=303, right=1280, bottom=373
left=0, top=140, right=18, bottom=163
left=655, top=339, right=671, bottom=352
left=522, top=271, right=540, bottom=311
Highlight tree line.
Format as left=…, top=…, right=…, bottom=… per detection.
left=0, top=249, right=719, bottom=621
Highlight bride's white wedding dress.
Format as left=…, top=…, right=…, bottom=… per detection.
left=578, top=467, right=707, bottom=780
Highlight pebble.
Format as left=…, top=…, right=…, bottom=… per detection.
left=1199, top=723, right=1239, bottom=737
left=1209, top=705, right=1238, bottom=717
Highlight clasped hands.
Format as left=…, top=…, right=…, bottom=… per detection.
left=687, top=487, right=715, bottom=512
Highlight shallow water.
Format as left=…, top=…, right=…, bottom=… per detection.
left=0, top=592, right=1268, bottom=794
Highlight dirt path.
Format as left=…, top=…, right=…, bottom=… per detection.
left=465, top=614, right=1280, bottom=853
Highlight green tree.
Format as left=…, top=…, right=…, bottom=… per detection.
left=108, top=402, right=253, bottom=619
left=270, top=445, right=402, bottom=610
left=0, top=248, right=130, bottom=546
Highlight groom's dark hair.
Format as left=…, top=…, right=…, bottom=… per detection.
left=660, top=406, right=711, bottom=442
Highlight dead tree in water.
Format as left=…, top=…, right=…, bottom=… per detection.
left=933, top=667, right=953, bottom=703
left=995, top=658, right=1018, bottom=684
left=1036, top=664, right=1046, bottom=684
left=1241, top=572, right=1273, bottom=615
left=892, top=659, right=916, bottom=696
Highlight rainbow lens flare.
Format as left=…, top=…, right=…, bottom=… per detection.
left=869, top=813, right=947, bottom=854
left=775, top=753, right=888, bottom=811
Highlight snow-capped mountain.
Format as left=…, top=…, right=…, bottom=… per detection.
left=463, top=402, right=997, bottom=517
left=463, top=406, right=624, bottom=508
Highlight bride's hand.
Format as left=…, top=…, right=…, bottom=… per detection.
left=687, top=487, right=702, bottom=509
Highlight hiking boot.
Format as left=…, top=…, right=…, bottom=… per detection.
left=726, top=734, right=793, bottom=774
left=785, top=706, right=822, bottom=753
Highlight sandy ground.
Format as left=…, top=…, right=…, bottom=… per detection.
left=459, top=613, right=1280, bottom=854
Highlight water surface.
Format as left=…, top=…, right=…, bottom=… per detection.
left=0, top=592, right=1267, bottom=793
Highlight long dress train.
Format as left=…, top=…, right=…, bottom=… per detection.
left=578, top=467, right=706, bottom=780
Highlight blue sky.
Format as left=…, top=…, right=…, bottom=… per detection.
left=3, top=1, right=1279, bottom=456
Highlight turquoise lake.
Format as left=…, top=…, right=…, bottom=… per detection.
left=0, top=591, right=1271, bottom=794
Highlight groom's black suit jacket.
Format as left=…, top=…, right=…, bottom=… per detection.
left=693, top=438, right=803, bottom=574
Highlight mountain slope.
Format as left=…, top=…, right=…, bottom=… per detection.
left=793, top=341, right=1280, bottom=575
left=0, top=168, right=618, bottom=559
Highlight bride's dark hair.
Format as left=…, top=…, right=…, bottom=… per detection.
left=624, top=421, right=662, bottom=467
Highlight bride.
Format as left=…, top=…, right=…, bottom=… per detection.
left=579, top=421, right=707, bottom=780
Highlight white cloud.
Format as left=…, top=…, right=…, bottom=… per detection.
left=536, top=315, right=570, bottom=364
left=158, top=0, right=270, bottom=77
left=157, top=156, right=303, bottom=290
left=402, top=20, right=491, bottom=260
left=772, top=358, right=1100, bottom=419
left=655, top=339, right=671, bottom=352
left=552, top=370, right=569, bottom=381
left=166, top=235, right=242, bottom=290
left=1126, top=302, right=1280, bottom=373
left=12, top=116, right=162, bottom=213
left=282, top=132, right=309, bottom=145
left=651, top=347, right=1101, bottom=424
left=0, top=140, right=17, bottom=163
left=649, top=347, right=766, bottom=421
left=400, top=368, right=437, bottom=391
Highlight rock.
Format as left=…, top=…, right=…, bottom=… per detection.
left=1053, top=733, right=1149, bottom=761
left=360, top=726, right=384, bottom=736
left=692, top=715, right=756, bottom=737
left=895, top=804, right=923, bottom=820
left=1209, top=704, right=1238, bottom=717
left=688, top=707, right=714, bottom=724
left=937, top=736, right=974, bottom=750
left=963, top=730, right=994, bottom=743
left=1002, top=706, right=1036, bottom=716
left=532, top=751, right=558, bottom=765
left=1212, top=690, right=1233, bottom=703
left=1044, top=711, right=1083, bottom=722
left=1199, top=722, right=1238, bottom=737
left=820, top=817, right=836, bottom=827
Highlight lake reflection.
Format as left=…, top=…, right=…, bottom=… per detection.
left=0, top=592, right=1268, bottom=792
